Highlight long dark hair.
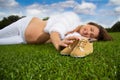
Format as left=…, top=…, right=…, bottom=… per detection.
left=87, top=22, right=113, bottom=41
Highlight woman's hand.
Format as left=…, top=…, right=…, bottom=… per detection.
left=59, top=36, right=80, bottom=48
left=50, top=31, right=88, bottom=51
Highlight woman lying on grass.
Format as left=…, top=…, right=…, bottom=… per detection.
left=0, top=12, right=112, bottom=50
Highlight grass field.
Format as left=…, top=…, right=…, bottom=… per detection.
left=0, top=32, right=120, bottom=80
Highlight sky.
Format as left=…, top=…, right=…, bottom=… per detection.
left=0, top=0, right=120, bottom=28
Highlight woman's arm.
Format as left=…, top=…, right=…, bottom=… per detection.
left=50, top=31, right=80, bottom=50
left=50, top=31, right=65, bottom=50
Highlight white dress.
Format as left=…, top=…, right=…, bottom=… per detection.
left=0, top=12, right=81, bottom=45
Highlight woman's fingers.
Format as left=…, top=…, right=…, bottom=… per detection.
left=59, top=36, right=88, bottom=48
left=64, top=39, right=73, bottom=45
left=59, top=36, right=90, bottom=48
left=60, top=39, right=74, bottom=47
left=60, top=36, right=78, bottom=47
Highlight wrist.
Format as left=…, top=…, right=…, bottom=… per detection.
left=54, top=41, right=61, bottom=50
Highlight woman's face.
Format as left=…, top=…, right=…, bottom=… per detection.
left=79, top=24, right=99, bottom=39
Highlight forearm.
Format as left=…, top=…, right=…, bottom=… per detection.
left=50, top=32, right=79, bottom=51
left=50, top=32, right=61, bottom=50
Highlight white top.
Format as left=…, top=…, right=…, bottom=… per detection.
left=65, top=32, right=86, bottom=40
left=65, top=32, right=82, bottom=38
left=44, top=12, right=81, bottom=39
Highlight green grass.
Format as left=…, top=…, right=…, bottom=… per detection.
left=0, top=32, right=120, bottom=80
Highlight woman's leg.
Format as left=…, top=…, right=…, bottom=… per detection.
left=0, top=17, right=32, bottom=45
left=0, top=21, right=20, bottom=38
left=0, top=36, right=24, bottom=45
left=0, top=19, right=24, bottom=44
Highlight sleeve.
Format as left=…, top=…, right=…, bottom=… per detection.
left=49, top=23, right=67, bottom=39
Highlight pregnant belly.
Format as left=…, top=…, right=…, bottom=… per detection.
left=24, top=17, right=49, bottom=43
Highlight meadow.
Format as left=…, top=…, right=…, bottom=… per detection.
left=0, top=32, right=119, bottom=80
